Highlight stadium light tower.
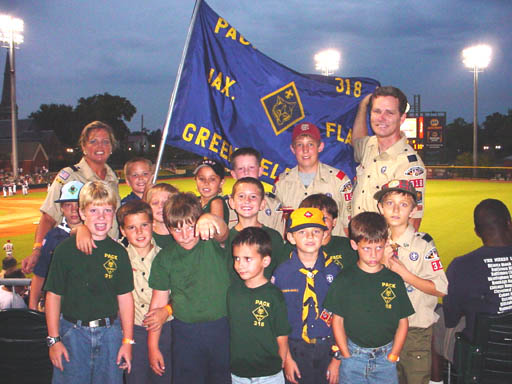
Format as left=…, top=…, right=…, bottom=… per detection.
left=0, top=15, right=24, bottom=179
left=314, top=49, right=340, bottom=76
left=462, top=44, right=491, bottom=177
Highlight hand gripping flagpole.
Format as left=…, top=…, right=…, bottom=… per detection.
left=152, top=0, right=203, bottom=183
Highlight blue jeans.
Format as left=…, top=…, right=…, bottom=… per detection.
left=339, top=339, right=398, bottom=384
left=231, top=370, right=285, bottom=384
left=52, top=317, right=123, bottom=384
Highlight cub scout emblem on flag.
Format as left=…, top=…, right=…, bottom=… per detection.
left=261, top=82, right=305, bottom=136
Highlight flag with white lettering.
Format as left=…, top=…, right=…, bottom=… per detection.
left=166, top=0, right=379, bottom=182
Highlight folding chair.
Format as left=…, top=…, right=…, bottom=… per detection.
left=0, top=309, right=52, bottom=384
left=453, top=311, right=512, bottom=384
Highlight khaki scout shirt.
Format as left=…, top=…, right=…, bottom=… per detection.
left=227, top=192, right=285, bottom=235
left=127, top=240, right=171, bottom=326
left=40, top=157, right=120, bottom=238
left=273, top=162, right=352, bottom=236
left=393, top=224, right=448, bottom=328
left=352, top=134, right=426, bottom=219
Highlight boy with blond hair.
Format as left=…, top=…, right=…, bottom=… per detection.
left=272, top=207, right=342, bottom=384
left=228, top=177, right=286, bottom=281
left=147, top=192, right=231, bottom=383
left=228, top=227, right=291, bottom=383
left=45, top=181, right=134, bottom=384
left=122, top=157, right=154, bottom=205
left=375, top=180, right=447, bottom=384
left=324, top=212, right=414, bottom=384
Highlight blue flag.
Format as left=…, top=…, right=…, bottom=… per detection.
left=166, top=1, right=380, bottom=183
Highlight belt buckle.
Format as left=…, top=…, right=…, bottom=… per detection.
left=89, top=319, right=101, bottom=328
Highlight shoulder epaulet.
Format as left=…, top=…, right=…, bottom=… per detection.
left=407, top=154, right=418, bottom=163
left=421, top=233, right=433, bottom=242
left=70, top=164, right=79, bottom=172
left=266, top=191, right=276, bottom=199
left=336, top=170, right=346, bottom=181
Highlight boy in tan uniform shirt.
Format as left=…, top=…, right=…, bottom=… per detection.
left=273, top=122, right=352, bottom=236
left=375, top=180, right=448, bottom=384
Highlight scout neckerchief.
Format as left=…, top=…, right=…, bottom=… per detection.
left=298, top=250, right=331, bottom=343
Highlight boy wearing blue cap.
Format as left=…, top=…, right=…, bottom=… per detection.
left=29, top=181, right=84, bottom=310
left=272, top=207, right=342, bottom=384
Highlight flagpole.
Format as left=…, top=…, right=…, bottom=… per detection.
left=153, top=0, right=203, bottom=183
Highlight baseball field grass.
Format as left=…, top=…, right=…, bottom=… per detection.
left=1, top=178, right=511, bottom=273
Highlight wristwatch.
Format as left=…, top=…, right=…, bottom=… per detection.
left=46, top=335, right=62, bottom=347
left=330, top=345, right=342, bottom=360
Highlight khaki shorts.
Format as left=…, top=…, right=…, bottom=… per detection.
left=432, top=306, right=466, bottom=363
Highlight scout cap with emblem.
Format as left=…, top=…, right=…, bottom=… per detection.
left=291, top=122, right=321, bottom=142
left=288, top=207, right=328, bottom=233
left=193, top=158, right=225, bottom=179
left=55, top=180, right=84, bottom=203
left=373, top=179, right=417, bottom=203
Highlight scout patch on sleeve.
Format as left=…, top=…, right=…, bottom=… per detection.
left=410, top=178, right=424, bottom=188
left=424, top=247, right=439, bottom=260
left=431, top=260, right=443, bottom=271
left=407, top=154, right=418, bottom=162
left=56, top=169, right=71, bottom=183
left=320, top=308, right=333, bottom=326
left=404, top=166, right=425, bottom=176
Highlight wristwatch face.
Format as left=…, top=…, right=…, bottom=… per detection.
left=46, top=336, right=61, bottom=347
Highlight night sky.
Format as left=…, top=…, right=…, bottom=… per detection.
left=2, top=0, right=511, bottom=132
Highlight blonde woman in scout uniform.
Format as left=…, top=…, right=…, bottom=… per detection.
left=22, top=121, right=120, bottom=273
left=352, top=86, right=426, bottom=230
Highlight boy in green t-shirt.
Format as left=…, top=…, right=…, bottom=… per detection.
left=45, top=181, right=135, bottom=384
left=324, top=212, right=414, bottom=384
left=375, top=180, right=447, bottom=384
left=227, top=177, right=286, bottom=281
left=228, top=227, right=291, bottom=383
left=147, top=192, right=231, bottom=384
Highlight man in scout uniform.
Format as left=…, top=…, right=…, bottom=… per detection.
left=273, top=122, right=352, bottom=237
left=352, top=86, right=426, bottom=230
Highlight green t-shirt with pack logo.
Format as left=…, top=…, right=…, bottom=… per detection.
left=227, top=281, right=291, bottom=378
left=324, top=264, right=414, bottom=348
left=149, top=239, right=230, bottom=323
left=45, top=235, right=134, bottom=322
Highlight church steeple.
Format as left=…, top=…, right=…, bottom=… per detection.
left=0, top=52, right=16, bottom=120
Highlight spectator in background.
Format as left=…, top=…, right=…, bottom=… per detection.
left=0, top=269, right=27, bottom=309
left=1, top=256, right=17, bottom=278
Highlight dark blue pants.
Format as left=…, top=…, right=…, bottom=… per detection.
left=125, top=322, right=172, bottom=384
left=286, top=338, right=332, bottom=384
left=172, top=317, right=231, bottom=384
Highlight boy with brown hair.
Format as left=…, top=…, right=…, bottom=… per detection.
left=324, top=212, right=414, bottom=384
left=228, top=177, right=286, bottom=281
left=117, top=200, right=172, bottom=384
left=273, top=122, right=353, bottom=236
left=375, top=180, right=447, bottom=384
left=228, top=227, right=291, bottom=383
left=272, top=207, right=342, bottom=384
left=45, top=181, right=134, bottom=384
left=147, top=192, right=231, bottom=383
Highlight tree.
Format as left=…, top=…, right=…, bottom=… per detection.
left=29, top=104, right=79, bottom=146
left=481, top=110, right=512, bottom=157
left=444, top=117, right=473, bottom=163
left=75, top=93, right=136, bottom=143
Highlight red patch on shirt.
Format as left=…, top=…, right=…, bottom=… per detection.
left=431, top=260, right=443, bottom=271
left=336, top=170, right=346, bottom=181
left=411, top=178, right=424, bottom=188
left=320, top=309, right=332, bottom=326
left=344, top=192, right=352, bottom=201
